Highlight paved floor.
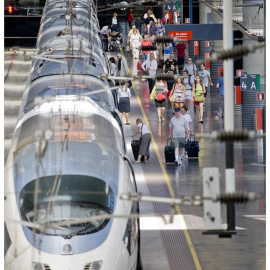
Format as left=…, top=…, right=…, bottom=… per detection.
left=4, top=49, right=266, bottom=270
left=120, top=50, right=266, bottom=270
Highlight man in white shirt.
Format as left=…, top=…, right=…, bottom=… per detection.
left=100, top=25, right=111, bottom=50
left=181, top=106, right=192, bottom=159
left=169, top=107, right=189, bottom=165
left=141, top=53, right=158, bottom=94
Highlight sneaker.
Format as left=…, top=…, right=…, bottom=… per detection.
left=185, top=152, right=188, bottom=159
left=214, top=115, right=220, bottom=120
left=174, top=160, right=178, bottom=166
left=179, top=155, right=183, bottom=161
left=178, top=159, right=182, bottom=165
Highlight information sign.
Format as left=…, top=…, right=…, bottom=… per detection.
left=240, top=74, right=260, bottom=91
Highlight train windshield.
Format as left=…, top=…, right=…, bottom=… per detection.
left=19, top=175, right=114, bottom=236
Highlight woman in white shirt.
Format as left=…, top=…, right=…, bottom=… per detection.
left=112, top=13, right=118, bottom=32
left=118, top=81, right=131, bottom=125
left=132, top=118, right=151, bottom=163
left=130, top=29, right=142, bottom=59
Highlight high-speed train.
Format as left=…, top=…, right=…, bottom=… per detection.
left=5, top=1, right=142, bottom=269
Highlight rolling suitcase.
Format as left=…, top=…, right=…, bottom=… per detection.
left=165, top=138, right=175, bottom=164
left=131, top=139, right=149, bottom=162
left=186, top=135, right=199, bottom=158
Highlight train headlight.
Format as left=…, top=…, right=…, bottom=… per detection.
left=62, top=244, right=72, bottom=254
left=32, top=262, right=45, bottom=270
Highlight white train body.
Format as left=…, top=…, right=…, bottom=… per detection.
left=5, top=1, right=141, bottom=269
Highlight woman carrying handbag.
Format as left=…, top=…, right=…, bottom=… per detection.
left=150, top=79, right=168, bottom=123
left=169, top=77, right=186, bottom=110
left=192, top=75, right=206, bottom=123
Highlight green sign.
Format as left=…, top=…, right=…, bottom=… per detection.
left=240, top=74, right=260, bottom=91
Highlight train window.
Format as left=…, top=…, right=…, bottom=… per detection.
left=19, top=175, right=114, bottom=237
left=31, top=59, right=100, bottom=81
left=23, top=87, right=100, bottom=114
left=39, top=87, right=100, bottom=101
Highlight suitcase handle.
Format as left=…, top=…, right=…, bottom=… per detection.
left=166, top=137, right=172, bottom=146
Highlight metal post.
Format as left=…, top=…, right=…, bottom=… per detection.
left=223, top=0, right=235, bottom=231
left=190, top=0, right=193, bottom=24
left=181, top=0, right=183, bottom=24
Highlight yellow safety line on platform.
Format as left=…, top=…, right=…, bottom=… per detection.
left=119, top=47, right=202, bottom=270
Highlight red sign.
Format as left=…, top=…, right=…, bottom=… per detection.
left=205, top=53, right=210, bottom=68
left=236, top=69, right=243, bottom=77
left=257, top=93, right=264, bottom=101
left=168, top=31, right=193, bottom=40
left=185, top=18, right=190, bottom=23
left=235, top=86, right=242, bottom=105
left=218, top=67, right=224, bottom=77
left=194, top=41, right=199, bottom=56
left=205, top=41, right=211, bottom=47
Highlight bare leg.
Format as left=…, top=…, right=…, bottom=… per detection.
left=135, top=155, right=142, bottom=163
left=125, top=112, right=129, bottom=123
left=157, top=107, right=161, bottom=122
left=199, top=102, right=204, bottom=121
left=180, top=102, right=184, bottom=108
left=161, top=107, right=165, bottom=121
left=195, top=105, right=200, bottom=122
left=120, top=112, right=123, bottom=117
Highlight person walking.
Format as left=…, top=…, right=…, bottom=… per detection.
left=127, top=9, right=134, bottom=28
left=132, top=118, right=151, bottom=163
left=163, top=43, right=173, bottom=62
left=198, top=63, right=213, bottom=98
left=141, top=34, right=152, bottom=61
left=149, top=21, right=157, bottom=36
left=176, top=41, right=187, bottom=73
left=170, top=77, right=186, bottom=110
left=169, top=107, right=189, bottom=165
left=183, top=58, right=197, bottom=77
left=130, top=29, right=142, bottom=59
left=100, top=25, right=111, bottom=50
left=163, top=53, right=178, bottom=74
left=109, top=57, right=117, bottom=83
left=192, top=75, right=206, bottom=123
left=111, top=13, right=118, bottom=32
left=166, top=70, right=175, bottom=114
left=144, top=12, right=154, bottom=33
left=150, top=79, right=168, bottom=123
left=180, top=106, right=192, bottom=159
left=156, top=18, right=165, bottom=36
left=117, top=54, right=129, bottom=77
left=183, top=70, right=194, bottom=110
left=215, top=70, right=224, bottom=120
left=135, top=16, right=144, bottom=35
left=141, top=52, right=158, bottom=94
left=118, top=81, right=131, bottom=125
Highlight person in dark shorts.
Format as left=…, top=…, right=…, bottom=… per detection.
left=169, top=107, right=189, bottom=165
left=150, top=79, right=168, bottom=123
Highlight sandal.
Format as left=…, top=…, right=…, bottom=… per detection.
left=158, top=120, right=161, bottom=123
left=134, top=160, right=140, bottom=164
left=161, top=117, right=165, bottom=122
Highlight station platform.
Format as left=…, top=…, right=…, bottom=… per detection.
left=4, top=49, right=266, bottom=270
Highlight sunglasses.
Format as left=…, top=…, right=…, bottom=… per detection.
left=188, top=60, right=192, bottom=61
